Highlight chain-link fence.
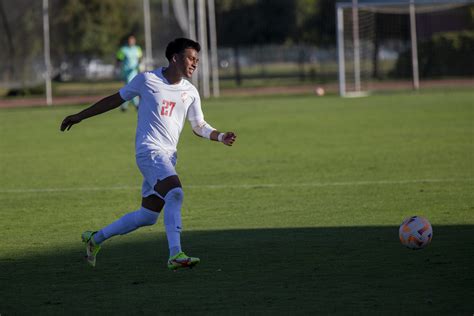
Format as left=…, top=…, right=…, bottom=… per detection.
left=0, top=0, right=187, bottom=97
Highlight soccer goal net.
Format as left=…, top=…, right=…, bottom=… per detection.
left=336, top=0, right=474, bottom=96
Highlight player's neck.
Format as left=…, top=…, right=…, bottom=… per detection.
left=162, top=67, right=182, bottom=85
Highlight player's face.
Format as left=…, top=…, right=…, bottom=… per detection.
left=178, top=48, right=199, bottom=78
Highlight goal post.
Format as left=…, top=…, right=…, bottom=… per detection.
left=336, top=0, right=474, bottom=97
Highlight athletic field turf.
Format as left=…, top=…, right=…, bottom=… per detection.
left=0, top=89, right=473, bottom=314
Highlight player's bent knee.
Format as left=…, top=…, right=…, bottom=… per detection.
left=136, top=207, right=159, bottom=226
left=164, top=187, right=184, bottom=203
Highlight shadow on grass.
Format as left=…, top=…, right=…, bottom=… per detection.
left=1, top=226, right=473, bottom=315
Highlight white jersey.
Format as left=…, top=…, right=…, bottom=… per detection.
left=119, top=67, right=204, bottom=155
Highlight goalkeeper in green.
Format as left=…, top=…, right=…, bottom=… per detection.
left=116, top=34, right=143, bottom=111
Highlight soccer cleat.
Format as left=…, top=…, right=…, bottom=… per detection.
left=167, top=252, right=200, bottom=271
left=81, top=231, right=101, bottom=267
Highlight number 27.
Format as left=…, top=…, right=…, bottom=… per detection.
left=161, top=100, right=176, bottom=116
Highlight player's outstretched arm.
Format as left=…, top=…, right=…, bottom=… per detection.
left=60, top=92, right=125, bottom=131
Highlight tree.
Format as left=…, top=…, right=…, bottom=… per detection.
left=51, top=0, right=142, bottom=62
left=216, top=0, right=297, bottom=84
left=293, top=0, right=336, bottom=46
left=216, top=0, right=297, bottom=46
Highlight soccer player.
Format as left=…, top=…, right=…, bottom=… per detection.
left=116, top=34, right=143, bottom=111
left=60, top=38, right=237, bottom=270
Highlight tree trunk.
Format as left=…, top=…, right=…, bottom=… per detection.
left=0, top=0, right=15, bottom=80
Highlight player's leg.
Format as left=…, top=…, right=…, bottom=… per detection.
left=137, top=152, right=183, bottom=257
left=90, top=176, right=164, bottom=245
left=154, top=175, right=200, bottom=270
left=136, top=151, right=199, bottom=269
left=82, top=179, right=163, bottom=267
left=154, top=175, right=183, bottom=257
left=92, top=199, right=161, bottom=243
left=82, top=200, right=161, bottom=267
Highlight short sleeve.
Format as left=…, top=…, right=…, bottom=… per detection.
left=116, top=47, right=125, bottom=61
left=186, top=92, right=204, bottom=122
left=119, top=73, right=144, bottom=101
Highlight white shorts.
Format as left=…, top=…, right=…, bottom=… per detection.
left=136, top=150, right=178, bottom=198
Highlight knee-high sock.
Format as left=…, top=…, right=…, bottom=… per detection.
left=163, top=187, right=184, bottom=257
left=93, top=207, right=159, bottom=244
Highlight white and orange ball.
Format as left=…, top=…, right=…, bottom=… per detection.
left=399, top=216, right=433, bottom=250
left=315, top=87, right=325, bottom=96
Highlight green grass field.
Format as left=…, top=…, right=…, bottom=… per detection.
left=0, top=90, right=473, bottom=314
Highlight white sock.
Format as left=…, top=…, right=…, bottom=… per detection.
left=164, top=187, right=184, bottom=257
left=95, top=207, right=159, bottom=244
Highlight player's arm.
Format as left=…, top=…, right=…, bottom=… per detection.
left=190, top=119, right=236, bottom=146
left=60, top=92, right=124, bottom=131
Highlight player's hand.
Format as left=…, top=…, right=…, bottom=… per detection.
left=60, top=114, right=82, bottom=131
left=222, top=132, right=236, bottom=146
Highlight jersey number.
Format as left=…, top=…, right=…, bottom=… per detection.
left=161, top=100, right=176, bottom=117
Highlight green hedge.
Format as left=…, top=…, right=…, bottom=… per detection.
left=391, top=31, right=474, bottom=78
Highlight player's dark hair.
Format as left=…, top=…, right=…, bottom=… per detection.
left=165, top=38, right=201, bottom=61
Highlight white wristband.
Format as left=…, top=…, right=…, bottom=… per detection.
left=218, top=133, right=225, bottom=142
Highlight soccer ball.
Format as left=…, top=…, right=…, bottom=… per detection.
left=399, top=216, right=433, bottom=250
left=315, top=87, right=325, bottom=96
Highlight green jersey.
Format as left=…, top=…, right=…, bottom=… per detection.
left=117, top=45, right=143, bottom=72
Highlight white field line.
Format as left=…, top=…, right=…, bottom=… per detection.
left=0, top=178, right=471, bottom=194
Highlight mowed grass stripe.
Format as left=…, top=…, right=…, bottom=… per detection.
left=0, top=177, right=471, bottom=193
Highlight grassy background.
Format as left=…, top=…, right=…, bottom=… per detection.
left=0, top=90, right=473, bottom=314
